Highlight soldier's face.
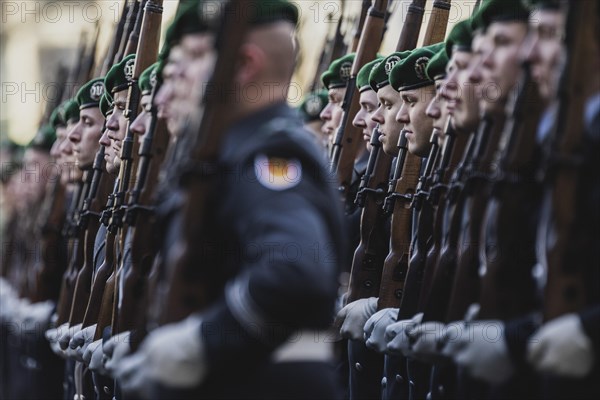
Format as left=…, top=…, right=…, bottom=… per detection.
left=524, top=9, right=564, bottom=101
left=445, top=50, right=480, bottom=133
left=426, top=79, right=450, bottom=142
left=155, top=60, right=177, bottom=136
left=397, top=85, right=436, bottom=158
left=478, top=22, right=528, bottom=113
left=22, top=148, right=52, bottom=204
left=320, top=88, right=346, bottom=143
left=372, top=85, right=403, bottom=156
left=131, top=95, right=152, bottom=144
left=60, top=120, right=81, bottom=183
left=105, top=90, right=129, bottom=174
left=70, top=107, right=104, bottom=170
left=179, top=34, right=217, bottom=123
left=353, top=89, right=379, bottom=151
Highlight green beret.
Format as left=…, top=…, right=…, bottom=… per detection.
left=29, top=124, right=56, bottom=152
left=357, top=57, right=384, bottom=93
left=369, top=51, right=409, bottom=91
left=139, top=62, right=160, bottom=95
left=321, top=53, right=356, bottom=90
left=446, top=19, right=474, bottom=58
left=165, top=0, right=207, bottom=48
left=76, top=78, right=105, bottom=110
left=471, top=0, right=529, bottom=32
left=390, top=43, right=444, bottom=92
left=298, top=90, right=328, bottom=122
left=63, top=99, right=80, bottom=123
left=99, top=94, right=112, bottom=117
left=50, top=104, right=66, bottom=128
left=105, top=54, right=136, bottom=94
left=249, top=0, right=299, bottom=26
left=521, top=0, right=560, bottom=10
left=426, top=48, right=450, bottom=81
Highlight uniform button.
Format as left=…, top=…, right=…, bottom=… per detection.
left=438, top=385, right=445, bottom=396
left=395, top=374, right=404, bottom=384
left=381, top=377, right=387, bottom=387
left=355, top=362, right=363, bottom=372
left=103, top=386, right=111, bottom=395
left=426, top=393, right=433, bottom=400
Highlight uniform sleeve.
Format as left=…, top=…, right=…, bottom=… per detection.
left=200, top=157, right=343, bottom=372
left=579, top=305, right=600, bottom=363
left=504, top=313, right=541, bottom=369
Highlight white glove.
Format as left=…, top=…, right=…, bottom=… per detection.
left=21, top=301, right=55, bottom=331
left=441, top=320, right=515, bottom=384
left=406, top=321, right=448, bottom=363
left=116, top=315, right=206, bottom=396
left=45, top=322, right=69, bottom=358
left=364, top=308, right=399, bottom=353
left=59, top=323, right=82, bottom=358
left=85, top=339, right=107, bottom=374
left=69, top=324, right=97, bottom=362
left=527, top=313, right=594, bottom=378
left=103, top=330, right=132, bottom=377
left=1, top=296, right=30, bottom=322
left=335, top=297, right=378, bottom=341
left=385, top=312, right=423, bottom=356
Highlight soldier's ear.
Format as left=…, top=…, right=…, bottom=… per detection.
left=235, top=42, right=267, bottom=87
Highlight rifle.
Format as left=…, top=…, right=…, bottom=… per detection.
left=330, top=0, right=389, bottom=198
left=78, top=22, right=101, bottom=87
left=352, top=0, right=371, bottom=52
left=116, top=85, right=170, bottom=337
left=346, top=128, right=393, bottom=302
left=101, top=0, right=129, bottom=75
left=68, top=149, right=114, bottom=326
left=540, top=1, right=597, bottom=321
left=91, top=0, right=159, bottom=340
left=390, top=131, right=439, bottom=314
left=155, top=0, right=254, bottom=325
left=115, top=0, right=140, bottom=63
left=476, top=63, right=543, bottom=321
left=54, top=179, right=86, bottom=325
left=378, top=0, right=451, bottom=311
left=30, top=179, right=67, bottom=303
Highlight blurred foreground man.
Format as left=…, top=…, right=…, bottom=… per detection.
left=116, top=1, right=346, bottom=399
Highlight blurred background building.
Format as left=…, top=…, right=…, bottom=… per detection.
left=1, top=0, right=476, bottom=145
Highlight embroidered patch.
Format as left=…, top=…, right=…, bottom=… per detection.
left=90, top=81, right=104, bottom=101
left=305, top=94, right=324, bottom=117
left=385, top=55, right=401, bottom=75
left=124, top=58, right=135, bottom=81
left=254, top=155, right=302, bottom=191
left=414, top=56, right=430, bottom=80
left=150, top=68, right=158, bottom=89
left=339, top=61, right=353, bottom=81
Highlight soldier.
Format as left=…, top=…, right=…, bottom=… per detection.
left=100, top=54, right=136, bottom=176
left=68, top=78, right=106, bottom=170
left=353, top=57, right=384, bottom=152
left=115, top=1, right=346, bottom=399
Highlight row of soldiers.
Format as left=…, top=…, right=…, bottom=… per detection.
left=1, top=0, right=599, bottom=399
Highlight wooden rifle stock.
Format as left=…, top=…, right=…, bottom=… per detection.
left=331, top=0, right=389, bottom=196
left=117, top=87, right=170, bottom=335
left=115, top=0, right=140, bottom=62
left=393, top=132, right=439, bottom=315
left=32, top=179, right=67, bottom=302
left=352, top=0, right=372, bottom=52
left=379, top=0, right=451, bottom=311
left=421, top=1, right=451, bottom=46
left=102, top=0, right=129, bottom=75
left=109, top=0, right=163, bottom=334
left=477, top=64, right=543, bottom=321
left=540, top=1, right=597, bottom=321
left=157, top=0, right=254, bottom=325
left=379, top=133, right=420, bottom=310
left=347, top=128, right=392, bottom=302
left=55, top=180, right=86, bottom=325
